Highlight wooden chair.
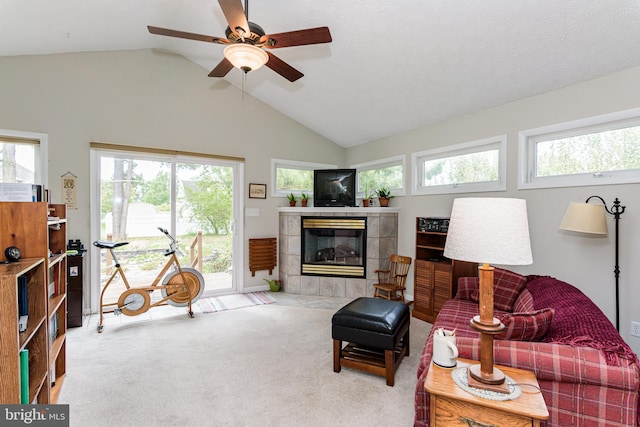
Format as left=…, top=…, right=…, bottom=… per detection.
left=373, top=254, right=412, bottom=303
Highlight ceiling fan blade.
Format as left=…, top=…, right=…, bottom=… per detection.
left=208, top=58, right=235, bottom=77
left=261, top=27, right=332, bottom=49
left=147, top=26, right=229, bottom=44
left=218, top=0, right=250, bottom=37
left=265, top=52, right=304, bottom=82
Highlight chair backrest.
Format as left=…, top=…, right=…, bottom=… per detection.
left=389, top=254, right=412, bottom=287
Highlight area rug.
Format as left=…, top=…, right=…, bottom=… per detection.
left=197, top=291, right=275, bottom=313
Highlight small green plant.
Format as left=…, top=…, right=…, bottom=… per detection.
left=263, top=278, right=281, bottom=292
left=301, top=193, right=309, bottom=200
left=376, top=187, right=393, bottom=198
left=362, top=183, right=374, bottom=200
left=287, top=193, right=298, bottom=202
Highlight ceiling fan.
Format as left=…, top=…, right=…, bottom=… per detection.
left=148, top=0, right=332, bottom=82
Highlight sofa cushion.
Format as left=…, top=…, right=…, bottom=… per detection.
left=496, top=307, right=555, bottom=341
left=513, top=288, right=535, bottom=312
left=456, top=276, right=478, bottom=300
left=470, top=267, right=527, bottom=312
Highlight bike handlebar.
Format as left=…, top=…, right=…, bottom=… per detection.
left=157, top=227, right=176, bottom=250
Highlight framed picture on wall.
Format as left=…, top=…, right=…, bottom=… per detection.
left=249, top=183, right=267, bottom=199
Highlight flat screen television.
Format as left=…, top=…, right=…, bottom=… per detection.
left=313, top=169, right=357, bottom=207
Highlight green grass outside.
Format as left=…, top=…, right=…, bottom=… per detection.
left=108, top=233, right=232, bottom=274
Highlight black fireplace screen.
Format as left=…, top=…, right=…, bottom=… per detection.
left=301, top=217, right=366, bottom=277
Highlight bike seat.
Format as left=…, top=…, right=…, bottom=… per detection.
left=93, top=240, right=129, bottom=249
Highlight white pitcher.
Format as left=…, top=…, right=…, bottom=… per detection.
left=432, top=328, right=458, bottom=368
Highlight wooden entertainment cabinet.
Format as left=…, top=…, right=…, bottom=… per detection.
left=0, top=202, right=67, bottom=403
left=412, top=217, right=477, bottom=323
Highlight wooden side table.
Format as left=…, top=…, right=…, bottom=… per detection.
left=425, top=358, right=549, bottom=427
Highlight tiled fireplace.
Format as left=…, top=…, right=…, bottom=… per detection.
left=279, top=207, right=399, bottom=298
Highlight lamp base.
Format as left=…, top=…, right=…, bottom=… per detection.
left=467, top=364, right=510, bottom=393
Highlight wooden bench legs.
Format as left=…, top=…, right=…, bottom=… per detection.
left=333, top=326, right=409, bottom=386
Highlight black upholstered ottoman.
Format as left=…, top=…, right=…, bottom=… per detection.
left=332, top=297, right=410, bottom=386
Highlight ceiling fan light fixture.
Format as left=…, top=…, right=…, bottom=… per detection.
left=223, top=44, right=268, bottom=73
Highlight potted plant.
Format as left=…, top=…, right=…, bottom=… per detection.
left=287, top=193, right=298, bottom=207
left=376, top=187, right=393, bottom=207
left=263, top=278, right=281, bottom=292
left=362, top=183, right=374, bottom=207
left=300, top=193, right=309, bottom=207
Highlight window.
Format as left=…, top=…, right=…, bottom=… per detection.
left=271, top=158, right=336, bottom=197
left=0, top=129, right=48, bottom=186
left=351, top=155, right=405, bottom=198
left=519, top=108, right=640, bottom=189
left=412, top=135, right=506, bottom=195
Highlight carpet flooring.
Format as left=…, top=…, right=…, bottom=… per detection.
left=197, top=291, right=275, bottom=313
left=59, top=295, right=431, bottom=426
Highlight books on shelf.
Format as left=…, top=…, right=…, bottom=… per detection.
left=49, top=312, right=59, bottom=346
left=18, top=275, right=28, bottom=332
left=48, top=266, right=55, bottom=297
left=20, top=349, right=29, bottom=404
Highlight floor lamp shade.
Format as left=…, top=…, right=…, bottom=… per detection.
left=559, top=203, right=608, bottom=235
left=558, top=196, right=624, bottom=330
left=444, top=198, right=533, bottom=391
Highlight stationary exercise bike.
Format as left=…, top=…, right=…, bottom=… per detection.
left=93, top=227, right=204, bottom=333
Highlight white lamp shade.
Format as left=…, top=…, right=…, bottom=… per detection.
left=223, top=44, right=269, bottom=71
left=444, top=197, right=533, bottom=265
left=559, top=202, right=608, bottom=235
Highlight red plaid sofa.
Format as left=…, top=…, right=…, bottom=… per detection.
left=415, top=268, right=640, bottom=427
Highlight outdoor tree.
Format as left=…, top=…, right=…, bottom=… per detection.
left=180, top=165, right=233, bottom=235
left=111, top=159, right=135, bottom=241
left=141, top=170, right=170, bottom=209
left=2, top=144, right=16, bottom=182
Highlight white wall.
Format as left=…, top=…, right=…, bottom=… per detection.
left=346, top=65, right=640, bottom=354
left=0, top=49, right=344, bottom=294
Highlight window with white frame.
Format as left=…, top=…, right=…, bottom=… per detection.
left=0, top=129, right=48, bottom=187
left=271, top=158, right=336, bottom=197
left=519, top=108, right=640, bottom=189
left=412, top=135, right=506, bottom=195
left=351, top=155, right=405, bottom=198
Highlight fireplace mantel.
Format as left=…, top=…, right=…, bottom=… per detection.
left=278, top=207, right=399, bottom=298
left=279, top=207, right=400, bottom=214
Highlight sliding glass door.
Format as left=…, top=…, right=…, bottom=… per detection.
left=90, top=147, right=244, bottom=313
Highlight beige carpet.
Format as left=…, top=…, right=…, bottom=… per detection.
left=59, top=298, right=431, bottom=426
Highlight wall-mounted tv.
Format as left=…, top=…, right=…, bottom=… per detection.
left=313, top=169, right=356, bottom=207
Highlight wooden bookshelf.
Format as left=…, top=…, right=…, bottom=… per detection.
left=0, top=258, right=49, bottom=404
left=413, top=217, right=477, bottom=323
left=0, top=202, right=68, bottom=403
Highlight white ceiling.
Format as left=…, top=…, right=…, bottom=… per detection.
left=2, top=1, right=640, bottom=147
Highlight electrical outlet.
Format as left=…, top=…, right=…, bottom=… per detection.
left=631, top=321, right=640, bottom=338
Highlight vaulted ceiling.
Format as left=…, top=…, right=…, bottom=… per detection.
left=2, top=1, right=640, bottom=147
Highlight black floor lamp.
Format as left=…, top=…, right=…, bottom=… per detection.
left=559, top=196, right=626, bottom=330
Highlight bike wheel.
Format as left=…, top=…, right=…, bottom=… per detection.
left=161, top=268, right=205, bottom=307
left=118, top=289, right=151, bottom=316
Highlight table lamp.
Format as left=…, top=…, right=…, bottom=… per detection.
left=444, top=197, right=533, bottom=392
